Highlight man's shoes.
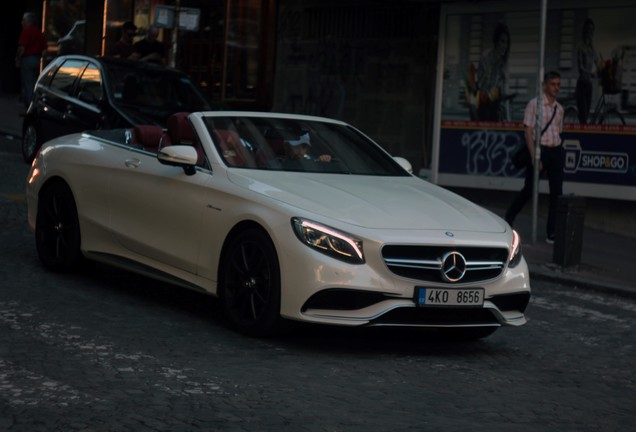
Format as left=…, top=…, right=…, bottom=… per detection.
left=546, top=234, right=555, bottom=244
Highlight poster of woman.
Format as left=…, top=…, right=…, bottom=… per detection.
left=436, top=1, right=636, bottom=201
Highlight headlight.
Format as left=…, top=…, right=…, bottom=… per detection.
left=291, top=217, right=364, bottom=264
left=508, top=229, right=522, bottom=268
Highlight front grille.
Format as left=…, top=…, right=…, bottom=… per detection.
left=382, top=245, right=508, bottom=284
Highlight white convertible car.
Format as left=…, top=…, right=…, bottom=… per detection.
left=26, top=111, right=530, bottom=339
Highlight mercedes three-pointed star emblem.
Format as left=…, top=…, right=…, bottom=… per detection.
left=440, top=251, right=467, bottom=282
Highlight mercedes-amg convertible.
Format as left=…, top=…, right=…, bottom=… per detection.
left=26, top=111, right=530, bottom=338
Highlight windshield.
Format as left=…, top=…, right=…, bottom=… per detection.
left=203, top=116, right=409, bottom=176
left=107, top=64, right=211, bottom=119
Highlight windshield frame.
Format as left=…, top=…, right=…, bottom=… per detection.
left=202, top=115, right=410, bottom=176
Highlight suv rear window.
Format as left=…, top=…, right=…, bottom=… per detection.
left=77, top=64, right=103, bottom=104
left=49, top=59, right=87, bottom=95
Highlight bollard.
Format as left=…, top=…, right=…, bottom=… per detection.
left=553, top=194, right=586, bottom=267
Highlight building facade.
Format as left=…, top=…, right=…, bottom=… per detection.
left=3, top=0, right=635, bottom=200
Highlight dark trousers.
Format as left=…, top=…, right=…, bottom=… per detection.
left=576, top=78, right=593, bottom=124
left=505, top=145, right=564, bottom=237
left=20, top=55, right=41, bottom=109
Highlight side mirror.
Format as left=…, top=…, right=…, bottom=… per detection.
left=158, top=145, right=198, bottom=176
left=393, top=156, right=413, bottom=174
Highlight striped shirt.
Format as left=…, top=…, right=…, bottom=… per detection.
left=523, top=95, right=563, bottom=147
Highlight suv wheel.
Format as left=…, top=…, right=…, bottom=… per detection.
left=22, top=121, right=41, bottom=164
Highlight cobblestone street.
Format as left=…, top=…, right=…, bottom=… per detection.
left=1, top=136, right=635, bottom=431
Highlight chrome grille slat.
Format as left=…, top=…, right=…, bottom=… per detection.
left=468, top=260, right=504, bottom=267
left=381, top=245, right=508, bottom=284
left=383, top=258, right=440, bottom=269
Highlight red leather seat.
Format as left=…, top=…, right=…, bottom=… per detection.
left=213, top=129, right=255, bottom=167
left=165, top=112, right=205, bottom=166
left=166, top=112, right=195, bottom=145
left=132, top=125, right=164, bottom=152
left=255, top=138, right=285, bottom=167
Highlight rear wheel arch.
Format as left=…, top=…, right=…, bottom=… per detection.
left=38, top=177, right=74, bottom=202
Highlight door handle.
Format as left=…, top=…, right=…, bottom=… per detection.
left=125, top=158, right=141, bottom=168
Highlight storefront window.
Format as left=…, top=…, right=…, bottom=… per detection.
left=103, top=0, right=135, bottom=56
left=176, top=0, right=275, bottom=108
left=224, top=0, right=261, bottom=100
left=44, top=0, right=86, bottom=61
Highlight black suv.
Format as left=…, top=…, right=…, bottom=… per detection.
left=22, top=55, right=212, bottom=163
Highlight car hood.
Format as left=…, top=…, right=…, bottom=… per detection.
left=228, top=171, right=507, bottom=233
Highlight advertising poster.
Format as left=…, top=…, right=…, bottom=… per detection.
left=437, top=1, right=636, bottom=200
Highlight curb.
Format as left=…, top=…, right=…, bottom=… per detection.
left=529, top=263, right=636, bottom=299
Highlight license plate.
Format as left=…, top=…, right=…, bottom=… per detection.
left=415, top=287, right=484, bottom=307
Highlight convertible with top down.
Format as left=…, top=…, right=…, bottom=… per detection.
left=26, top=111, right=531, bottom=339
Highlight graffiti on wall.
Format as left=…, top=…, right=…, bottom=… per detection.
left=459, top=129, right=524, bottom=177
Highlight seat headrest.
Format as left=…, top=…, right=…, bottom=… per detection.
left=166, top=112, right=195, bottom=145
left=214, top=129, right=251, bottom=167
left=214, top=129, right=241, bottom=144
left=133, top=125, right=164, bottom=149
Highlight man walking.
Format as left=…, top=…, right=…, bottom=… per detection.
left=15, top=12, right=48, bottom=109
left=134, top=26, right=167, bottom=64
left=109, top=21, right=138, bottom=59
left=505, top=71, right=564, bottom=243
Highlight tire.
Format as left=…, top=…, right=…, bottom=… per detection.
left=22, top=121, right=42, bottom=164
left=219, top=228, right=285, bottom=337
left=35, top=182, right=83, bottom=272
left=439, top=326, right=498, bottom=341
left=600, top=108, right=626, bottom=125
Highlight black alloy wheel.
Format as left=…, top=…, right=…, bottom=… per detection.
left=35, top=182, right=82, bottom=272
left=22, top=122, right=42, bottom=164
left=220, top=228, right=284, bottom=337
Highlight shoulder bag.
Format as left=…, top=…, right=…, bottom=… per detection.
left=512, top=105, right=558, bottom=168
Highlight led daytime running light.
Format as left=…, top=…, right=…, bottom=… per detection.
left=302, top=220, right=362, bottom=260
left=508, top=229, right=522, bottom=267
left=292, top=218, right=364, bottom=263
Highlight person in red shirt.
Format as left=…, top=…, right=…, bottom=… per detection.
left=15, top=12, right=48, bottom=109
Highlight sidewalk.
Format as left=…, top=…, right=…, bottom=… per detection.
left=451, top=187, right=636, bottom=298
left=0, top=93, right=23, bottom=139
left=1, top=93, right=634, bottom=297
